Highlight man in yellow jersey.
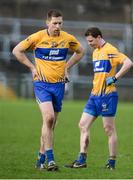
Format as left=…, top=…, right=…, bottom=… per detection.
left=65, top=27, right=133, bottom=169
left=12, top=9, right=84, bottom=171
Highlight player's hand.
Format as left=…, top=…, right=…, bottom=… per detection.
left=31, top=67, right=40, bottom=80
left=64, top=77, right=70, bottom=83
left=64, top=68, right=70, bottom=83
left=106, top=76, right=117, bottom=85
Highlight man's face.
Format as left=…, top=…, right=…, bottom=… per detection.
left=46, top=16, right=63, bottom=36
left=86, top=35, right=101, bottom=49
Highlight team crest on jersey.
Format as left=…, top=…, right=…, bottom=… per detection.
left=59, top=41, right=65, bottom=47
left=51, top=42, right=58, bottom=48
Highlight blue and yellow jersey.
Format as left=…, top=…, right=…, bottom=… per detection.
left=92, top=42, right=127, bottom=95
left=19, top=29, right=81, bottom=83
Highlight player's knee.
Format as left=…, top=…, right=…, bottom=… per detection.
left=45, top=113, right=55, bottom=129
left=78, top=121, right=83, bottom=129
left=79, top=121, right=87, bottom=133
left=104, top=125, right=113, bottom=136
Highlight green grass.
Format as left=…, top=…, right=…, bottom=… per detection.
left=0, top=99, right=133, bottom=179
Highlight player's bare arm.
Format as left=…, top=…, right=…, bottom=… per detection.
left=12, top=43, right=39, bottom=79
left=64, top=45, right=85, bottom=81
left=66, top=45, right=85, bottom=70
left=106, top=57, right=133, bottom=86
left=115, top=58, right=133, bottom=80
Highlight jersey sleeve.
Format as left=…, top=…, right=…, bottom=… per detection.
left=68, top=34, right=81, bottom=51
left=107, top=47, right=127, bottom=65
left=19, top=32, right=40, bottom=50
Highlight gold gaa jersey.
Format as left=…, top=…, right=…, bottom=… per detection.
left=20, top=29, right=81, bottom=83
left=92, top=42, right=127, bottom=95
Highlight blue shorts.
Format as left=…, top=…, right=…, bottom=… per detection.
left=33, top=81, right=65, bottom=112
left=84, top=92, right=118, bottom=117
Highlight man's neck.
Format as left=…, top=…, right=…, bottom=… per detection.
left=99, top=38, right=106, bottom=48
left=47, top=29, right=60, bottom=37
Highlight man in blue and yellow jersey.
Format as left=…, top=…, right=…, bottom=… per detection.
left=12, top=9, right=84, bottom=171
left=65, top=27, right=133, bottom=169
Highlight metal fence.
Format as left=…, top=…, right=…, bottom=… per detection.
left=0, top=17, right=133, bottom=100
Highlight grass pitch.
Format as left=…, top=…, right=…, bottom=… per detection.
left=0, top=99, right=133, bottom=179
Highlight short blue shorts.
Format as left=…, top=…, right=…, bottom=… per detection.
left=33, top=81, right=65, bottom=112
left=83, top=92, right=118, bottom=117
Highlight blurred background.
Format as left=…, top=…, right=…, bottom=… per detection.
left=0, top=0, right=133, bottom=101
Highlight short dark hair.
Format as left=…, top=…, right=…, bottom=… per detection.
left=47, top=9, right=63, bottom=20
left=85, top=27, right=103, bottom=38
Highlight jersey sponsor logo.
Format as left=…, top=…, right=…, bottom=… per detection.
left=49, top=49, right=60, bottom=56
left=93, top=60, right=112, bottom=73
left=35, top=48, right=68, bottom=61
left=95, top=61, right=100, bottom=67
